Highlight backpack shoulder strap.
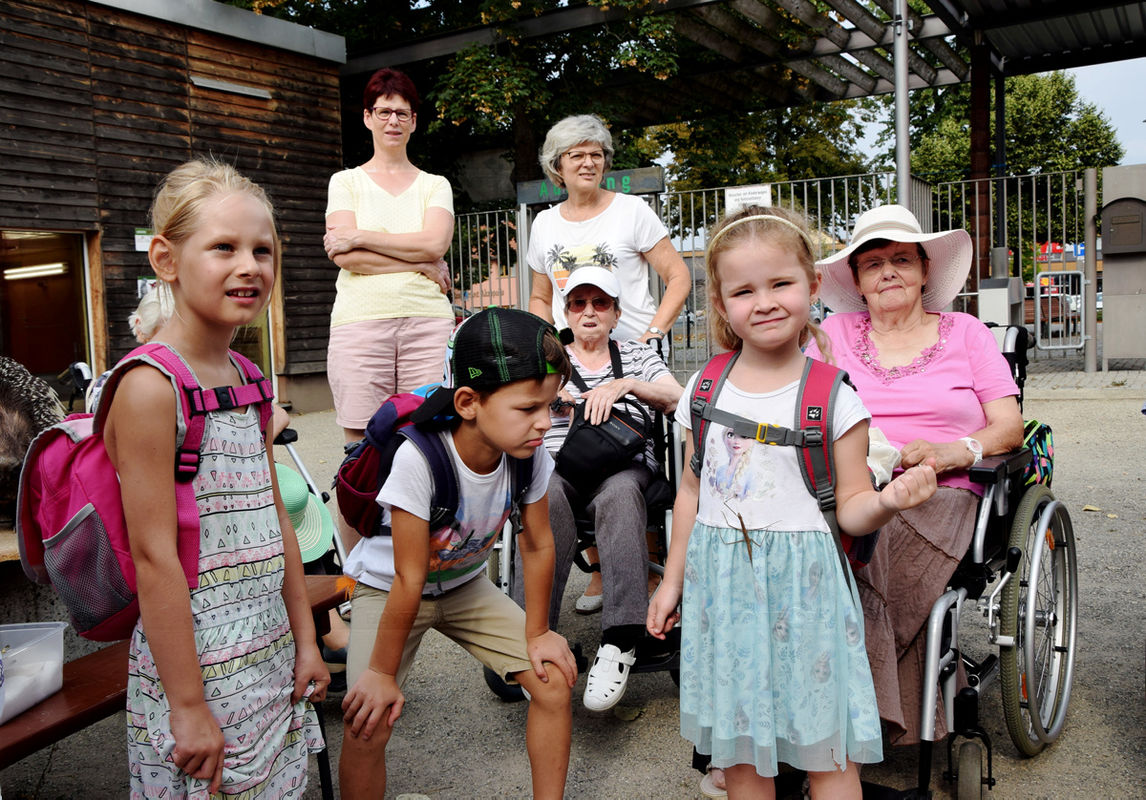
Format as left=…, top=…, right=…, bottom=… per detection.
left=794, top=357, right=847, bottom=513
left=224, top=349, right=275, bottom=433
left=91, top=343, right=209, bottom=589
left=793, top=356, right=856, bottom=589
left=688, top=352, right=737, bottom=476
left=400, top=425, right=461, bottom=531
left=508, top=453, right=535, bottom=510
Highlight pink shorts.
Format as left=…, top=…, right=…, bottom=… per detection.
left=327, top=316, right=455, bottom=430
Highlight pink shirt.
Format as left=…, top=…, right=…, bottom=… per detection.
left=805, top=311, right=1019, bottom=493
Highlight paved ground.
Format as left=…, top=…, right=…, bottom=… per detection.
left=2, top=354, right=1144, bottom=799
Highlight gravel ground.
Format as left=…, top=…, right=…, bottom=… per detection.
left=2, top=392, right=1144, bottom=799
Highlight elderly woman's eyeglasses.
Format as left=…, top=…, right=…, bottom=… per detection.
left=855, top=253, right=922, bottom=273
left=566, top=296, right=614, bottom=313
left=562, top=150, right=605, bottom=165
left=371, top=107, right=413, bottom=123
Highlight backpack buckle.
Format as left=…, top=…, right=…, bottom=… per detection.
left=804, top=428, right=823, bottom=447
left=175, top=449, right=200, bottom=482
left=755, top=423, right=778, bottom=445
left=213, top=386, right=236, bottom=411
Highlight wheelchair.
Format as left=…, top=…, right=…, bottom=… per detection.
left=906, top=324, right=1078, bottom=799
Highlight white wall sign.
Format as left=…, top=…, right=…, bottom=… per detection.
left=724, top=184, right=773, bottom=215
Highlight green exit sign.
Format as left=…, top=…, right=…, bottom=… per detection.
left=516, top=166, right=665, bottom=206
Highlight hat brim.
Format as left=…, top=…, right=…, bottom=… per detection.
left=560, top=266, right=621, bottom=298
left=408, top=385, right=458, bottom=425
left=294, top=495, right=336, bottom=564
left=816, top=228, right=973, bottom=313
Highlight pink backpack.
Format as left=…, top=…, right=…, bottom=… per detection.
left=16, top=343, right=274, bottom=641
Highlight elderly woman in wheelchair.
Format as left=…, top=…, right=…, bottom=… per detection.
left=802, top=206, right=1077, bottom=797
left=513, top=265, right=683, bottom=712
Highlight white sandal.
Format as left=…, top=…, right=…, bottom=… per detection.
left=583, top=643, right=636, bottom=711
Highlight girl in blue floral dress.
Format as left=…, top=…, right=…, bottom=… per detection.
left=105, top=161, right=328, bottom=798
left=647, top=207, right=937, bottom=799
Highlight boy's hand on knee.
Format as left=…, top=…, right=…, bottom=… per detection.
left=342, top=668, right=404, bottom=740
left=526, top=630, right=578, bottom=687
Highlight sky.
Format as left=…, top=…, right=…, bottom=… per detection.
left=1067, top=57, right=1146, bottom=166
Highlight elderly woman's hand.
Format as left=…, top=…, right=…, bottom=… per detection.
left=579, top=378, right=636, bottom=425
left=323, top=225, right=359, bottom=258
left=900, top=439, right=975, bottom=474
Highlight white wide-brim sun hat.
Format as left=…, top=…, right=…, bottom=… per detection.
left=816, top=204, right=973, bottom=313
left=274, top=463, right=335, bottom=564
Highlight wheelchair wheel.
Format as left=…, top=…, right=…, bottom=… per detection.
left=483, top=666, right=526, bottom=703
left=956, top=741, right=983, bottom=799
left=999, top=484, right=1078, bottom=756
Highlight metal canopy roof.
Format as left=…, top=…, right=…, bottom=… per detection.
left=342, top=1, right=1146, bottom=129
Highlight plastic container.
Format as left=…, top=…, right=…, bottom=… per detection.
left=0, top=621, right=68, bottom=725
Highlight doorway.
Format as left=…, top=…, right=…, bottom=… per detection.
left=0, top=231, right=90, bottom=380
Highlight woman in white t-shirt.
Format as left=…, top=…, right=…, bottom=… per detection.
left=527, top=114, right=691, bottom=345
left=323, top=68, right=456, bottom=463
left=527, top=114, right=691, bottom=611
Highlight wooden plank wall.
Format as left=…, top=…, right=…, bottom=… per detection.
left=0, top=0, right=341, bottom=375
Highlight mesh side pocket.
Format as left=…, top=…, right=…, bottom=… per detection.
left=42, top=504, right=134, bottom=634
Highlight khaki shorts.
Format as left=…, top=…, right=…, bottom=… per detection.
left=327, top=316, right=454, bottom=430
left=346, top=576, right=533, bottom=688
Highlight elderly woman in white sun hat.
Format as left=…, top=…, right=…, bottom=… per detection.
left=804, top=203, right=1024, bottom=747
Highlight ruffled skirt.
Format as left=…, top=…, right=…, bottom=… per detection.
left=680, top=523, right=882, bottom=776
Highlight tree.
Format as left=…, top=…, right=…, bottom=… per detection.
left=875, top=72, right=1124, bottom=183
left=876, top=72, right=1123, bottom=281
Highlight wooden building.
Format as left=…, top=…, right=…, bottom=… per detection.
left=0, top=0, right=345, bottom=409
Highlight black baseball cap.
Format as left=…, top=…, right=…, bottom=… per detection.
left=410, top=307, right=564, bottom=424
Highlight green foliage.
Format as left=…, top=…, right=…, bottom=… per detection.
left=893, top=72, right=1124, bottom=183
left=430, top=45, right=550, bottom=134
left=647, top=100, right=876, bottom=191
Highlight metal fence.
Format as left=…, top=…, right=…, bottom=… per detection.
left=444, top=169, right=1089, bottom=375
left=932, top=170, right=1088, bottom=349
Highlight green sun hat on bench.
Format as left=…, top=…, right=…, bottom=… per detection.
left=274, top=463, right=335, bottom=563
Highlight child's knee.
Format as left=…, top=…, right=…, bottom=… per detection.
left=515, top=664, right=572, bottom=707
left=341, top=717, right=394, bottom=760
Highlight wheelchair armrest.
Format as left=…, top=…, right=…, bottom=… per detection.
left=968, top=448, right=1030, bottom=485
left=273, top=427, right=299, bottom=446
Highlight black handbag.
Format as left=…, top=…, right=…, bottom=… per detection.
left=555, top=341, right=653, bottom=489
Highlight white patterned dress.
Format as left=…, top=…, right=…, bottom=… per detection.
left=126, top=403, right=323, bottom=799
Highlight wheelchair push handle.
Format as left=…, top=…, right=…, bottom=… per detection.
left=1005, top=546, right=1022, bottom=575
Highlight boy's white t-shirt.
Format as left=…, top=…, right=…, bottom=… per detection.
left=675, top=371, right=870, bottom=533
left=343, top=431, right=554, bottom=595
left=527, top=193, right=668, bottom=342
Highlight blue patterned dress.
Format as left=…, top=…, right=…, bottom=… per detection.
left=676, top=374, right=883, bottom=777
left=126, top=404, right=323, bottom=799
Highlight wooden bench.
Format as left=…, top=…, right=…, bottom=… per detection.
left=0, top=575, right=344, bottom=797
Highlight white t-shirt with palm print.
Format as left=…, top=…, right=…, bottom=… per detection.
left=527, top=192, right=669, bottom=342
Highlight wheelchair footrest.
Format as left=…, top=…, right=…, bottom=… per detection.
left=630, top=627, right=680, bottom=674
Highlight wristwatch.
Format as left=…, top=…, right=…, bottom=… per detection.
left=646, top=326, right=666, bottom=338
left=960, top=437, right=983, bottom=466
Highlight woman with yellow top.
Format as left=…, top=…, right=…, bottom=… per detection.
left=324, top=67, right=455, bottom=453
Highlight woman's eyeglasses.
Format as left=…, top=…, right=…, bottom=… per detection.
left=855, top=253, right=922, bottom=273
left=566, top=296, right=614, bottom=313
left=562, top=150, right=605, bottom=165
left=371, top=107, right=413, bottom=123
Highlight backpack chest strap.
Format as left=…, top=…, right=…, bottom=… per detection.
left=692, top=400, right=817, bottom=448
left=185, top=379, right=274, bottom=415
